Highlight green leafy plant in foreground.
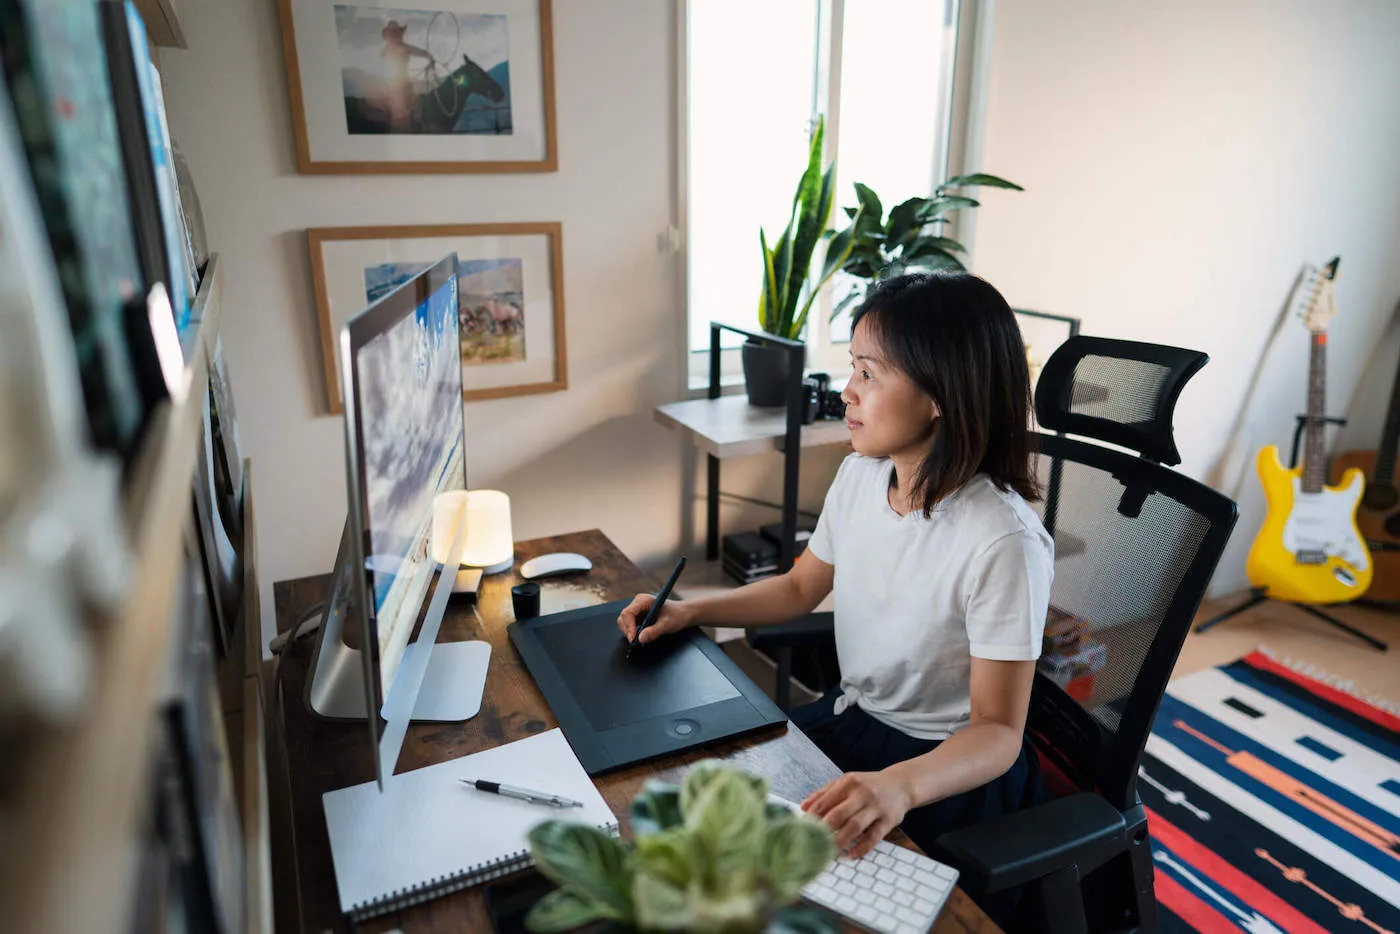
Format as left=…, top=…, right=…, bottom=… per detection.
left=526, top=762, right=838, bottom=934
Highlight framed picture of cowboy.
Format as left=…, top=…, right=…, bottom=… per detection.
left=309, top=222, right=567, bottom=409
left=278, top=0, right=557, bottom=173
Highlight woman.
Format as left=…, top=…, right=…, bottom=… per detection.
left=617, top=272, right=1052, bottom=860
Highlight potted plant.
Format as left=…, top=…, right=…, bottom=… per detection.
left=524, top=762, right=838, bottom=933
left=744, top=117, right=861, bottom=407
left=827, top=173, right=1023, bottom=321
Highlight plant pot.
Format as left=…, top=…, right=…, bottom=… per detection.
left=741, top=339, right=804, bottom=408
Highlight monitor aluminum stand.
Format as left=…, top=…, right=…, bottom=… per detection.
left=305, top=517, right=490, bottom=723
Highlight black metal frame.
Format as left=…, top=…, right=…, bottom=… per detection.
left=1016, top=310, right=1080, bottom=538
left=705, top=322, right=807, bottom=573
left=1014, top=308, right=1082, bottom=337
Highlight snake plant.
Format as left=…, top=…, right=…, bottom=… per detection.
left=756, top=117, right=861, bottom=341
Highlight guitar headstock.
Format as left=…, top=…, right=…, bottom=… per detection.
left=1295, top=256, right=1341, bottom=334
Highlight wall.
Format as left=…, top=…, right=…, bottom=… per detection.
left=160, top=0, right=755, bottom=650
left=969, top=0, right=1400, bottom=594
left=163, top=0, right=1400, bottom=645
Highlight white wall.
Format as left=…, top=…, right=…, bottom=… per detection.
left=970, top=0, right=1400, bottom=594
left=161, top=0, right=682, bottom=649
left=1335, top=313, right=1400, bottom=457
left=162, top=0, right=1400, bottom=644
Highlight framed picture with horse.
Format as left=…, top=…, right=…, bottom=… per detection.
left=278, top=0, right=557, bottom=173
left=309, top=223, right=567, bottom=409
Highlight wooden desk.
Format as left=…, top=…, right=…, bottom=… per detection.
left=267, top=529, right=997, bottom=933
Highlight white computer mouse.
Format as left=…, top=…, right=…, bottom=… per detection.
left=519, top=552, right=593, bottom=580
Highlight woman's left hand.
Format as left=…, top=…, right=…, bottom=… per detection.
left=801, top=770, right=914, bottom=858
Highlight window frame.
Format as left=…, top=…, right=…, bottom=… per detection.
left=677, top=0, right=994, bottom=394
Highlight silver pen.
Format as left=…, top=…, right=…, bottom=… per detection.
left=461, top=778, right=583, bottom=808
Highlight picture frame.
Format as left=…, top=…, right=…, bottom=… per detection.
left=277, top=0, right=557, bottom=174
left=309, top=222, right=567, bottom=410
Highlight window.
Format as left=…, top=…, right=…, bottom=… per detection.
left=683, top=0, right=965, bottom=387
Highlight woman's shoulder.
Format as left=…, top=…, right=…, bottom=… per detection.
left=952, top=476, right=1053, bottom=552
left=822, top=454, right=889, bottom=509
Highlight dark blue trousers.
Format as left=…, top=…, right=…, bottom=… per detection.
left=790, top=688, right=1045, bottom=925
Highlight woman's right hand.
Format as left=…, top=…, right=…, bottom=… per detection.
left=616, top=593, right=697, bottom=645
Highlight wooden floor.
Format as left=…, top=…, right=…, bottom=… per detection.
left=1177, top=593, right=1400, bottom=706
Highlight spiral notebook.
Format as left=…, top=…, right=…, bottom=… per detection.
left=322, top=729, right=617, bottom=922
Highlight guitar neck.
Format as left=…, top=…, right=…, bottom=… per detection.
left=1303, top=332, right=1328, bottom=493
left=1376, top=353, right=1400, bottom=484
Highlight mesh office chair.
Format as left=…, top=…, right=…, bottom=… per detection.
left=930, top=336, right=1238, bottom=932
left=752, top=336, right=1239, bottom=933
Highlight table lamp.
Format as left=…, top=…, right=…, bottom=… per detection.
left=432, top=489, right=514, bottom=575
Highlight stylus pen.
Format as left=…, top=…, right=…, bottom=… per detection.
left=629, top=555, right=687, bottom=657
left=460, top=779, right=583, bottom=808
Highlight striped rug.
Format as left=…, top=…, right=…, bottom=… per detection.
left=1141, top=650, right=1400, bottom=934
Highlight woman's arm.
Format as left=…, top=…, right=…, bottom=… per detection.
left=888, top=657, right=1035, bottom=804
left=617, top=548, right=834, bottom=643
left=803, top=657, right=1036, bottom=856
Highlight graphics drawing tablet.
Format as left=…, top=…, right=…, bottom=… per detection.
left=507, top=600, right=786, bottom=774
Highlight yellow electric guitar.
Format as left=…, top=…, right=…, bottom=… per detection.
left=1246, top=257, right=1372, bottom=603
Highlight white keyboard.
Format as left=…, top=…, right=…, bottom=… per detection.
left=801, top=837, right=959, bottom=934
left=769, top=796, right=959, bottom=934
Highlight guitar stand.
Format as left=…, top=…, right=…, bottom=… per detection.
left=1194, top=414, right=1388, bottom=650
left=1194, top=587, right=1387, bottom=650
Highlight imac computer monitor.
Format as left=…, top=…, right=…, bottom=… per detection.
left=304, top=253, right=491, bottom=789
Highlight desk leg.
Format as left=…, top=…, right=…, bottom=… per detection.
left=707, top=454, right=720, bottom=561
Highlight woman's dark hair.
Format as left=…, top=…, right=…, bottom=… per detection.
left=851, top=271, right=1039, bottom=516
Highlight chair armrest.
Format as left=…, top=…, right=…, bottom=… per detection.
left=745, top=612, right=834, bottom=651
left=931, top=792, right=1126, bottom=893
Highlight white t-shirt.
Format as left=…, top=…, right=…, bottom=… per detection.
left=806, top=454, right=1054, bottom=741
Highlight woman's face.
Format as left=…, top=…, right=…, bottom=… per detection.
left=841, top=317, right=939, bottom=462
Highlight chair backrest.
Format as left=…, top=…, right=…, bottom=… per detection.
left=1035, top=336, right=1208, bottom=466
left=1026, top=336, right=1237, bottom=812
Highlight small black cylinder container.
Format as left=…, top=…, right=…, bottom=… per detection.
left=511, top=582, right=541, bottom=620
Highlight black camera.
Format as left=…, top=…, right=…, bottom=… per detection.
left=801, top=372, right=846, bottom=425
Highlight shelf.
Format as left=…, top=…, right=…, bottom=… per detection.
left=242, top=676, right=273, bottom=934
left=132, top=0, right=187, bottom=49
left=654, top=395, right=851, bottom=459
left=1, top=255, right=223, bottom=934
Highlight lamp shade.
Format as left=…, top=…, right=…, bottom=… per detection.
left=431, top=490, right=514, bottom=574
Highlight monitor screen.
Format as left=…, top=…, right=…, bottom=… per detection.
left=349, top=255, right=465, bottom=699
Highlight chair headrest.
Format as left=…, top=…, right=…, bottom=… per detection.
left=1034, top=336, right=1208, bottom=466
